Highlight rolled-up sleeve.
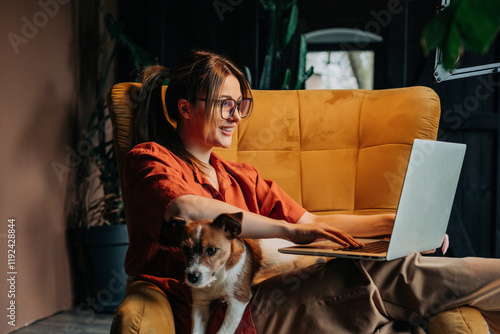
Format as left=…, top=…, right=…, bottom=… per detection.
left=124, top=143, right=196, bottom=240
left=256, top=174, right=306, bottom=224
left=224, top=161, right=306, bottom=224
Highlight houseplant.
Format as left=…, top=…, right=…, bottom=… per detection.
left=68, top=14, right=155, bottom=312
left=258, top=0, right=313, bottom=90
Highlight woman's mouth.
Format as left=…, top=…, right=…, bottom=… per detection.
left=220, top=126, right=235, bottom=136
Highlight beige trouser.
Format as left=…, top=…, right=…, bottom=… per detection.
left=250, top=254, right=500, bottom=334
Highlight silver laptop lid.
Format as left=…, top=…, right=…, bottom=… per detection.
left=386, top=139, right=466, bottom=260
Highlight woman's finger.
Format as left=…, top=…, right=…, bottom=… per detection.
left=324, top=228, right=362, bottom=247
left=441, top=234, right=450, bottom=255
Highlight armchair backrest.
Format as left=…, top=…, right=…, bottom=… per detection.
left=107, top=84, right=440, bottom=216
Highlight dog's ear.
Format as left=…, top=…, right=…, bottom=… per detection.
left=213, top=213, right=243, bottom=239
left=159, top=217, right=187, bottom=247
left=168, top=217, right=187, bottom=236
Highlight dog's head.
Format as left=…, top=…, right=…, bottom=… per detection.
left=170, top=212, right=243, bottom=288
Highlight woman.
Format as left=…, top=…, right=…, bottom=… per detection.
left=120, top=50, right=500, bottom=333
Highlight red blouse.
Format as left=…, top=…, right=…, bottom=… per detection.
left=123, top=142, right=306, bottom=333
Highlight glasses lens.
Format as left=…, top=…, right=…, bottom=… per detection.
left=239, top=99, right=252, bottom=117
left=221, top=99, right=236, bottom=119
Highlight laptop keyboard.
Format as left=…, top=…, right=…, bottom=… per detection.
left=337, top=240, right=389, bottom=253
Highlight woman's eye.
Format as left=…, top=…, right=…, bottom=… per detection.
left=206, top=247, right=217, bottom=256
left=222, top=100, right=234, bottom=109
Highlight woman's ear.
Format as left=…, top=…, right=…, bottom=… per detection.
left=178, top=99, right=192, bottom=119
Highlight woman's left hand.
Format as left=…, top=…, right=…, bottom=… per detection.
left=421, top=234, right=450, bottom=255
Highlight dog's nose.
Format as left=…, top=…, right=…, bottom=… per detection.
left=187, top=272, right=201, bottom=284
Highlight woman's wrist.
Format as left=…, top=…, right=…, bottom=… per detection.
left=240, top=213, right=289, bottom=239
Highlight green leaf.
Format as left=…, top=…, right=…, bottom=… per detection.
left=304, top=66, right=314, bottom=81
left=421, top=6, right=454, bottom=54
left=284, top=4, right=298, bottom=47
left=259, top=55, right=273, bottom=90
left=455, top=0, right=500, bottom=52
left=284, top=0, right=296, bottom=10
left=259, top=0, right=274, bottom=12
left=421, top=0, right=500, bottom=70
left=295, top=35, right=313, bottom=89
left=281, top=68, right=292, bottom=90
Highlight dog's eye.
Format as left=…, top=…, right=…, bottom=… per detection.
left=206, top=247, right=217, bottom=256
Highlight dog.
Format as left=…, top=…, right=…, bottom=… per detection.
left=169, top=212, right=324, bottom=334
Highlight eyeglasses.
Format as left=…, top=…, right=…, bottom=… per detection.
left=198, top=98, right=253, bottom=120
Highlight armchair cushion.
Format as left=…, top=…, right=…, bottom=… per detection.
left=427, top=306, right=490, bottom=333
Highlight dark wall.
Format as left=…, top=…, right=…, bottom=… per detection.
left=117, top=0, right=259, bottom=83
left=115, top=0, right=500, bottom=258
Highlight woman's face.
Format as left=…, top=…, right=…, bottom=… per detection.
left=198, top=74, right=243, bottom=149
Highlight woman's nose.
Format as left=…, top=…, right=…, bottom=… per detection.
left=228, top=109, right=241, bottom=122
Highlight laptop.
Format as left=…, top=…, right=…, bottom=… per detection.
left=279, top=139, right=466, bottom=261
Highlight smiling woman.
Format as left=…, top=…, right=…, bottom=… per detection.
left=131, top=52, right=253, bottom=175
left=177, top=75, right=246, bottom=158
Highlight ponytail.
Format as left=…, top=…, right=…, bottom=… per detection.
left=131, top=65, right=204, bottom=171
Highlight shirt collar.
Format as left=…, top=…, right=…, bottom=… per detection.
left=192, top=153, right=231, bottom=187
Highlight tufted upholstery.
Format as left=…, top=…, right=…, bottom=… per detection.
left=108, top=84, right=441, bottom=216
left=107, top=83, right=488, bottom=333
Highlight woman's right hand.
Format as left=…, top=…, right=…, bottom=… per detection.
left=284, top=222, right=363, bottom=247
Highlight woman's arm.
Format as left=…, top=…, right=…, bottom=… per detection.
left=298, top=212, right=449, bottom=254
left=164, top=194, right=363, bottom=247
left=297, top=212, right=395, bottom=238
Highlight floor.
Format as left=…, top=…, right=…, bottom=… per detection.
left=9, top=309, right=114, bottom=334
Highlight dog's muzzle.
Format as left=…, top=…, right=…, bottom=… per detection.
left=187, top=271, right=202, bottom=284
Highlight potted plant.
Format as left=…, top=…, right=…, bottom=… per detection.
left=258, top=0, right=313, bottom=90
left=67, top=14, right=155, bottom=313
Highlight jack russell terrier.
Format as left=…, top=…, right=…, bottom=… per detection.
left=169, top=212, right=324, bottom=334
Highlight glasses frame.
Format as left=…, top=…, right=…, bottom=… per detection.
left=198, top=98, right=253, bottom=120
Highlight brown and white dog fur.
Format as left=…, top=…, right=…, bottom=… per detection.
left=170, top=213, right=324, bottom=334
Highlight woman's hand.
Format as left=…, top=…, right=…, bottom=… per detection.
left=421, top=234, right=450, bottom=255
left=284, top=222, right=364, bottom=247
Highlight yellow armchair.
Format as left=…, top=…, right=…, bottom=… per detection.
left=107, top=83, right=488, bottom=333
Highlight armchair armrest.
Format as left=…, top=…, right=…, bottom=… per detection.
left=110, top=280, right=176, bottom=334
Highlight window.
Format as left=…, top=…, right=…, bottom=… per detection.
left=305, top=50, right=375, bottom=89
left=304, top=28, right=382, bottom=90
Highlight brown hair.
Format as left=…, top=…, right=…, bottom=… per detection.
left=131, top=50, right=252, bottom=172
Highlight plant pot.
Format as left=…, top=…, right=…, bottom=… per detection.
left=81, top=224, right=129, bottom=313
